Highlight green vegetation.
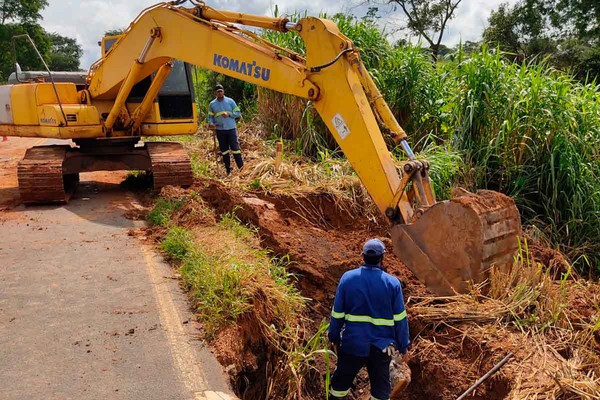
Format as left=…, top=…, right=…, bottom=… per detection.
left=161, top=226, right=194, bottom=260
left=218, top=211, right=257, bottom=240
left=177, top=236, right=253, bottom=332
left=146, top=197, right=183, bottom=227
left=150, top=196, right=333, bottom=398
left=379, top=0, right=463, bottom=62
left=0, top=0, right=82, bottom=81
left=483, top=0, right=600, bottom=81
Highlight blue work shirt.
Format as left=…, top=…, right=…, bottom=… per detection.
left=208, top=96, right=241, bottom=131
left=329, top=264, right=410, bottom=357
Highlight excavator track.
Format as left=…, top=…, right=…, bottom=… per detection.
left=17, top=145, right=79, bottom=205
left=146, top=142, right=193, bottom=191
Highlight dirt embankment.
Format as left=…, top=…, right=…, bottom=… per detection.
left=197, top=181, right=428, bottom=305
left=161, top=179, right=551, bottom=400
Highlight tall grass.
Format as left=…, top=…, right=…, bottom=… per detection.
left=410, top=239, right=600, bottom=398
left=253, top=13, right=600, bottom=270
left=446, top=49, right=600, bottom=267
left=257, top=13, right=394, bottom=158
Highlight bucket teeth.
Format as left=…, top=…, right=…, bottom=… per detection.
left=392, top=190, right=521, bottom=296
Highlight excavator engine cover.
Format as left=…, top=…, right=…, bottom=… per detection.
left=391, top=190, right=521, bottom=296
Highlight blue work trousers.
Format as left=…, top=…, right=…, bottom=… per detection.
left=330, top=346, right=391, bottom=400
left=216, top=128, right=243, bottom=173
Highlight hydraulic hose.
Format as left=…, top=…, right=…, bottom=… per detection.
left=310, top=48, right=353, bottom=73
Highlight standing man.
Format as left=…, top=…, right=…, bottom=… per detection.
left=207, top=84, right=243, bottom=175
left=328, top=238, right=410, bottom=400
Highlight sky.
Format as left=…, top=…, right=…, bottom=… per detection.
left=41, top=0, right=519, bottom=70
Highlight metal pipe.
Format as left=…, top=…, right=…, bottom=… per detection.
left=456, top=353, right=514, bottom=400
left=285, top=22, right=297, bottom=31
left=138, top=31, right=159, bottom=63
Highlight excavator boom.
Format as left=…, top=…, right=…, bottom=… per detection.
left=0, top=1, right=521, bottom=295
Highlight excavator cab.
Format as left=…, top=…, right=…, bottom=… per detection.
left=128, top=60, right=195, bottom=121
left=11, top=35, right=197, bottom=204
left=102, top=35, right=195, bottom=121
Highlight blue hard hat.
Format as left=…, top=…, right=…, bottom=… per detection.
left=362, top=238, right=386, bottom=256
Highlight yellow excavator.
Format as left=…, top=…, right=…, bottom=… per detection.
left=0, top=1, right=521, bottom=296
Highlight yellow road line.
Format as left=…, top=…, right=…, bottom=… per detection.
left=141, top=245, right=236, bottom=400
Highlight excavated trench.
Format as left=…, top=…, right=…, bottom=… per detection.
left=178, top=179, right=516, bottom=400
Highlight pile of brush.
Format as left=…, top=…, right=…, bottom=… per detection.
left=410, top=240, right=600, bottom=399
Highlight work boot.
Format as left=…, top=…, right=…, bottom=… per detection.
left=222, top=154, right=231, bottom=175
left=233, top=153, right=243, bottom=170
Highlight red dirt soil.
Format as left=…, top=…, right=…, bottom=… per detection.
left=187, top=180, right=523, bottom=400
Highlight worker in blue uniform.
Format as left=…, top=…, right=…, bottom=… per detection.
left=328, top=238, right=410, bottom=400
left=208, top=84, right=243, bottom=175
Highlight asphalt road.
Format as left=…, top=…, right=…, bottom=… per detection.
left=0, top=138, right=234, bottom=400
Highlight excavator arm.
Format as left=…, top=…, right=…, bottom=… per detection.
left=8, top=1, right=522, bottom=295
left=87, top=2, right=413, bottom=221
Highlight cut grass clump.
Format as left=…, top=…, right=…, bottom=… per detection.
left=147, top=198, right=184, bottom=227
left=411, top=238, right=600, bottom=399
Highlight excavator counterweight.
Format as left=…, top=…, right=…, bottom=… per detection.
left=0, top=2, right=522, bottom=295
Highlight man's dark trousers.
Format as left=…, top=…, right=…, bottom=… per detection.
left=216, top=128, right=243, bottom=173
left=330, top=346, right=391, bottom=399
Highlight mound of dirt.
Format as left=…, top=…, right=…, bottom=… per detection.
left=147, top=179, right=598, bottom=400
left=527, top=239, right=572, bottom=279
left=196, top=180, right=429, bottom=309
left=183, top=180, right=524, bottom=399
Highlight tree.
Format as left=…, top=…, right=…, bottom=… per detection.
left=0, top=0, right=48, bottom=25
left=460, top=40, right=482, bottom=54
left=0, top=23, right=49, bottom=81
left=483, top=1, right=555, bottom=60
left=104, top=29, right=124, bottom=37
left=0, top=1, right=82, bottom=81
left=388, top=0, right=463, bottom=62
left=47, top=33, right=82, bottom=71
left=543, top=0, right=600, bottom=38
left=484, top=0, right=599, bottom=81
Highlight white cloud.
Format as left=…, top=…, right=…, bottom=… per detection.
left=41, top=0, right=519, bottom=70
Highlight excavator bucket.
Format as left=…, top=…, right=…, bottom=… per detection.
left=391, top=190, right=521, bottom=296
